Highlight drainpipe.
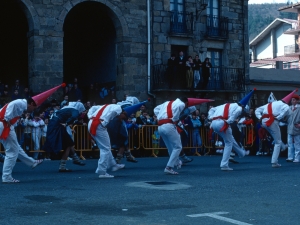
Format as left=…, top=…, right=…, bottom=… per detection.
left=147, top=0, right=156, bottom=99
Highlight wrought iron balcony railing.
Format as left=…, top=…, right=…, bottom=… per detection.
left=204, top=15, right=228, bottom=39
left=152, top=65, right=245, bottom=91
left=169, top=11, right=194, bottom=34
left=284, top=44, right=299, bottom=55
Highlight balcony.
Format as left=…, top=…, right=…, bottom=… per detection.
left=204, top=15, right=229, bottom=39
left=284, top=44, right=300, bottom=55
left=169, top=11, right=194, bottom=35
left=284, top=21, right=300, bottom=35
left=152, top=65, right=245, bottom=92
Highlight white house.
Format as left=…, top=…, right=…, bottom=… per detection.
left=249, top=18, right=299, bottom=69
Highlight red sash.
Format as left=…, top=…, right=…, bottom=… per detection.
left=157, top=101, right=174, bottom=126
left=219, top=103, right=230, bottom=133
left=263, top=103, right=274, bottom=127
left=0, top=104, right=20, bottom=140
left=90, top=104, right=109, bottom=136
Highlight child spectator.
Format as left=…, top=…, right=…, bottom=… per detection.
left=29, top=111, right=45, bottom=159
left=190, top=112, right=203, bottom=154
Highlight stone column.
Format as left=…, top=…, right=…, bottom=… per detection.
left=27, top=29, right=64, bottom=94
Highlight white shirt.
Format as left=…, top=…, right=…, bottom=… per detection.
left=87, top=104, right=122, bottom=127
left=208, top=103, right=242, bottom=124
left=255, top=100, right=290, bottom=121
left=154, top=98, right=185, bottom=122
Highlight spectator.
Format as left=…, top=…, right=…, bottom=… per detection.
left=257, top=127, right=268, bottom=156
left=136, top=111, right=153, bottom=126
left=11, top=79, right=24, bottom=95
left=177, top=51, right=186, bottom=88
left=0, top=88, right=11, bottom=106
left=201, top=57, right=212, bottom=90
left=11, top=89, right=22, bottom=101
left=135, top=104, right=146, bottom=118
left=22, top=87, right=31, bottom=99
left=193, top=55, right=202, bottom=89
left=29, top=111, right=45, bottom=159
left=166, top=53, right=177, bottom=88
left=69, top=83, right=82, bottom=102
left=190, top=112, right=202, bottom=154
left=60, top=95, right=69, bottom=108
left=185, top=56, right=194, bottom=89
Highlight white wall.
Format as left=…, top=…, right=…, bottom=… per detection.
left=256, top=35, right=272, bottom=59
left=276, top=23, right=294, bottom=56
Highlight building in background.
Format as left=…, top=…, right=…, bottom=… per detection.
left=0, top=0, right=249, bottom=109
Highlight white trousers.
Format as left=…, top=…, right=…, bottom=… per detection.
left=262, top=119, right=285, bottom=164
left=88, top=121, right=116, bottom=175
left=1, top=129, right=35, bottom=181
left=211, top=119, right=247, bottom=168
left=158, top=123, right=181, bottom=168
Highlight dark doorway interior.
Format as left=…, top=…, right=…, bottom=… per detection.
left=0, top=0, right=28, bottom=88
left=63, top=2, right=117, bottom=92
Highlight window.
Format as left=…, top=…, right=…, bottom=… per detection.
left=170, top=0, right=184, bottom=12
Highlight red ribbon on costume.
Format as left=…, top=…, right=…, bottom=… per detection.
left=212, top=103, right=230, bottom=133
left=261, top=103, right=274, bottom=127
left=0, top=104, right=20, bottom=140
left=158, top=101, right=174, bottom=126
left=90, top=104, right=109, bottom=136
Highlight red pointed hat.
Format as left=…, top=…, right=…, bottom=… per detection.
left=282, top=89, right=298, bottom=103
left=32, top=83, right=66, bottom=106
left=187, top=98, right=214, bottom=107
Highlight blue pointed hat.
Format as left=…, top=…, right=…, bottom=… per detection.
left=123, top=99, right=150, bottom=116
left=239, top=88, right=256, bottom=106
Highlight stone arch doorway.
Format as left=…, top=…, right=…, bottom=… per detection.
left=63, top=1, right=119, bottom=101
left=0, top=0, right=29, bottom=89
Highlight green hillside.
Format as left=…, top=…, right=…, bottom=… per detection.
left=248, top=3, right=297, bottom=41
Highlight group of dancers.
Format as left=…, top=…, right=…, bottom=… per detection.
left=0, top=83, right=298, bottom=182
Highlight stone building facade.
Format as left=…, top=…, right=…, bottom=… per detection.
left=1, top=0, right=249, bottom=109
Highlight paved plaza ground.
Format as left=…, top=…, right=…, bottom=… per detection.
left=1, top=155, right=299, bottom=225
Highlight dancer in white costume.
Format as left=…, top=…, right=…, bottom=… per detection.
left=88, top=104, right=125, bottom=178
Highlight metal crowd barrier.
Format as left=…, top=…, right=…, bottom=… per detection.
left=0, top=125, right=254, bottom=159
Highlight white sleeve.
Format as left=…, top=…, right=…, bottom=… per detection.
left=276, top=104, right=290, bottom=121
left=255, top=106, right=264, bottom=120
left=154, top=104, right=161, bottom=116
left=172, top=102, right=185, bottom=122
left=87, top=106, right=99, bottom=119
left=226, top=106, right=242, bottom=124
left=208, top=107, right=216, bottom=120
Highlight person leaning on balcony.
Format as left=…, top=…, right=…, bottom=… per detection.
left=201, top=57, right=212, bottom=90
left=166, top=53, right=177, bottom=89
left=193, top=55, right=202, bottom=89
left=185, top=56, right=194, bottom=89
left=176, top=51, right=186, bottom=89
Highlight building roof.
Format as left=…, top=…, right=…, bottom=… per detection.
left=278, top=2, right=300, bottom=13
left=249, top=18, right=297, bottom=46
left=250, top=56, right=298, bottom=67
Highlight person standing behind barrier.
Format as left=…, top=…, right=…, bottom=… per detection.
left=286, top=94, right=300, bottom=162
left=0, top=98, right=43, bottom=183
left=154, top=97, right=188, bottom=175
left=190, top=112, right=203, bottom=155
left=87, top=104, right=125, bottom=178
left=255, top=90, right=294, bottom=168
left=208, top=90, right=255, bottom=171
left=44, top=102, right=86, bottom=172
left=30, top=111, right=45, bottom=160
left=287, top=98, right=300, bottom=163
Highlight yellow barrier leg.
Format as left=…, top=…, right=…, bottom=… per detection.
left=80, top=151, right=86, bottom=160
